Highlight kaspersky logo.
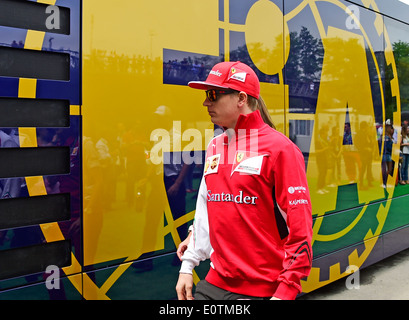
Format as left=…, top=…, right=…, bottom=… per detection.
left=163, top=0, right=401, bottom=293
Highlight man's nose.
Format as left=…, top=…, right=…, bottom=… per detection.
left=203, top=98, right=211, bottom=107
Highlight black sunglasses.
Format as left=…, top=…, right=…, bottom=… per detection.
left=205, top=89, right=237, bottom=102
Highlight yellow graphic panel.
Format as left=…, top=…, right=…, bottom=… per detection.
left=307, top=26, right=384, bottom=216
left=82, top=0, right=220, bottom=267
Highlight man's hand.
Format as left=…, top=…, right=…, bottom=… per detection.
left=176, top=273, right=194, bottom=300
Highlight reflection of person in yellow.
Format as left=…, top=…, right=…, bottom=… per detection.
left=139, top=105, right=191, bottom=263
left=121, top=121, right=148, bottom=209
left=355, top=121, right=374, bottom=189
left=315, top=125, right=329, bottom=194
left=327, top=126, right=341, bottom=186
left=83, top=136, right=104, bottom=266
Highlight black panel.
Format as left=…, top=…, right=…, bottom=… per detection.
left=0, top=0, right=70, bottom=35
left=0, top=194, right=70, bottom=230
left=0, top=147, right=70, bottom=178
left=0, top=240, right=71, bottom=280
left=0, top=47, right=70, bottom=80
left=0, top=98, right=69, bottom=128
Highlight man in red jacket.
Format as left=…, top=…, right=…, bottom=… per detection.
left=175, top=61, right=313, bottom=300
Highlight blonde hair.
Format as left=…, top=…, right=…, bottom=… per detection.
left=248, top=95, right=275, bottom=129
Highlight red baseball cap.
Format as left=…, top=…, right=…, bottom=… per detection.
left=188, top=61, right=260, bottom=99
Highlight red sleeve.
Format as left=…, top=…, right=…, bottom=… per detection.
left=273, top=142, right=313, bottom=300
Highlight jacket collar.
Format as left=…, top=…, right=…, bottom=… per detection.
left=234, top=109, right=266, bottom=132
left=223, top=110, right=266, bottom=143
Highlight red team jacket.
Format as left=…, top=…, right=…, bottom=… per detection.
left=180, top=110, right=313, bottom=300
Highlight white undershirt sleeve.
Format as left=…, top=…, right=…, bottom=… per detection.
left=179, top=176, right=213, bottom=274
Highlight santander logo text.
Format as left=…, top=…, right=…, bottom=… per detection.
left=207, top=190, right=258, bottom=205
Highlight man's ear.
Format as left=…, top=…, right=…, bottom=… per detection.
left=237, top=91, right=248, bottom=108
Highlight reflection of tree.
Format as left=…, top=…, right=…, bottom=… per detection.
left=286, top=27, right=324, bottom=82
left=286, top=31, right=302, bottom=81
left=392, top=40, right=409, bottom=111
left=299, top=27, right=324, bottom=81
left=286, top=27, right=323, bottom=112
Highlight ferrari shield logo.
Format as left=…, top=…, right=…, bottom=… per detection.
left=236, top=152, right=245, bottom=163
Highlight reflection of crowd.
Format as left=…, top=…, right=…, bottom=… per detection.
left=81, top=105, right=199, bottom=270
left=313, top=118, right=409, bottom=194
left=164, top=59, right=207, bottom=83
left=378, top=119, right=409, bottom=187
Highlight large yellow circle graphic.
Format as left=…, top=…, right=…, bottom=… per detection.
left=245, top=0, right=290, bottom=75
